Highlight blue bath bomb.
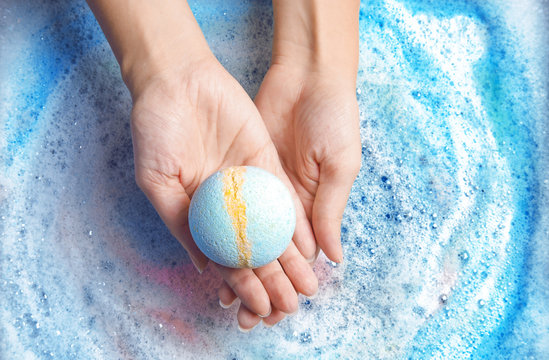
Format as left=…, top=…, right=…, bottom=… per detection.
left=188, top=166, right=296, bottom=269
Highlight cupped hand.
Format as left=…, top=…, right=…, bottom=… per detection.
left=255, top=64, right=362, bottom=266
left=130, top=57, right=318, bottom=330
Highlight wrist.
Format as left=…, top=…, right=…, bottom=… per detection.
left=88, top=0, right=214, bottom=99
left=119, top=4, right=214, bottom=98
left=121, top=37, right=213, bottom=100
left=271, top=0, right=360, bottom=83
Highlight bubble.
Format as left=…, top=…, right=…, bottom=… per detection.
left=299, top=331, right=312, bottom=344
left=458, top=250, right=470, bottom=264
left=439, top=294, right=448, bottom=305
left=411, top=90, right=422, bottom=99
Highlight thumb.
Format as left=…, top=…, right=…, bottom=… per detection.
left=312, top=157, right=360, bottom=263
left=136, top=170, right=209, bottom=273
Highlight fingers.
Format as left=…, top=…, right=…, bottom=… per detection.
left=292, top=200, right=318, bottom=261
left=136, top=168, right=208, bottom=272
left=217, top=259, right=301, bottom=316
left=218, top=281, right=288, bottom=330
left=217, top=244, right=315, bottom=331
left=219, top=242, right=316, bottom=316
left=261, top=307, right=286, bottom=328
left=312, top=156, right=360, bottom=263
left=214, top=265, right=271, bottom=317
left=218, top=246, right=314, bottom=329
left=237, top=304, right=262, bottom=332
left=278, top=242, right=318, bottom=297
left=253, top=259, right=298, bottom=314
left=218, top=281, right=237, bottom=308
left=235, top=303, right=287, bottom=330
left=238, top=305, right=287, bottom=330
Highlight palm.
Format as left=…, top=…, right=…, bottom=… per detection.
left=255, top=64, right=361, bottom=263
left=132, top=61, right=274, bottom=197
left=130, top=59, right=318, bottom=328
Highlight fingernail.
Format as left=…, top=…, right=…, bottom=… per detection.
left=189, top=255, right=205, bottom=274
left=306, top=256, right=316, bottom=264
left=258, top=306, right=272, bottom=318
left=219, top=299, right=235, bottom=309
left=238, top=325, right=253, bottom=333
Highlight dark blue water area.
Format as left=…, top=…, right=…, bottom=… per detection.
left=3, top=0, right=104, bottom=167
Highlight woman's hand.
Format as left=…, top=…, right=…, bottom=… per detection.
left=258, top=0, right=361, bottom=264
left=255, top=64, right=362, bottom=265
left=131, top=57, right=318, bottom=330
left=259, top=0, right=361, bottom=262
left=87, top=0, right=318, bottom=331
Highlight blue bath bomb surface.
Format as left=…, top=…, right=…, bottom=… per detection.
left=188, top=166, right=295, bottom=268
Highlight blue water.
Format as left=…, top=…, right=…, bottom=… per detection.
left=1, top=0, right=548, bottom=358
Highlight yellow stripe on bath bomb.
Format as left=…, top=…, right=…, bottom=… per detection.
left=222, top=166, right=252, bottom=268
left=188, top=166, right=295, bottom=269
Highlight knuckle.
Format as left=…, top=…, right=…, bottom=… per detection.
left=281, top=251, right=304, bottom=273
left=135, top=166, right=181, bottom=193
left=260, top=269, right=283, bottom=289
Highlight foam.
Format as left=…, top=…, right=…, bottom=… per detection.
left=1, top=0, right=548, bottom=358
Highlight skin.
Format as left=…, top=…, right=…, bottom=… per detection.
left=132, top=55, right=319, bottom=320
left=87, top=0, right=360, bottom=330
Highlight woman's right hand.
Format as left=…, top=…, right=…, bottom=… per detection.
left=87, top=0, right=318, bottom=330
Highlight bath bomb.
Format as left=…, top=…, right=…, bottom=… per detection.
left=188, top=166, right=296, bottom=268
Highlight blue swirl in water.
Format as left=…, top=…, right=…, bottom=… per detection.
left=1, top=0, right=547, bottom=358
